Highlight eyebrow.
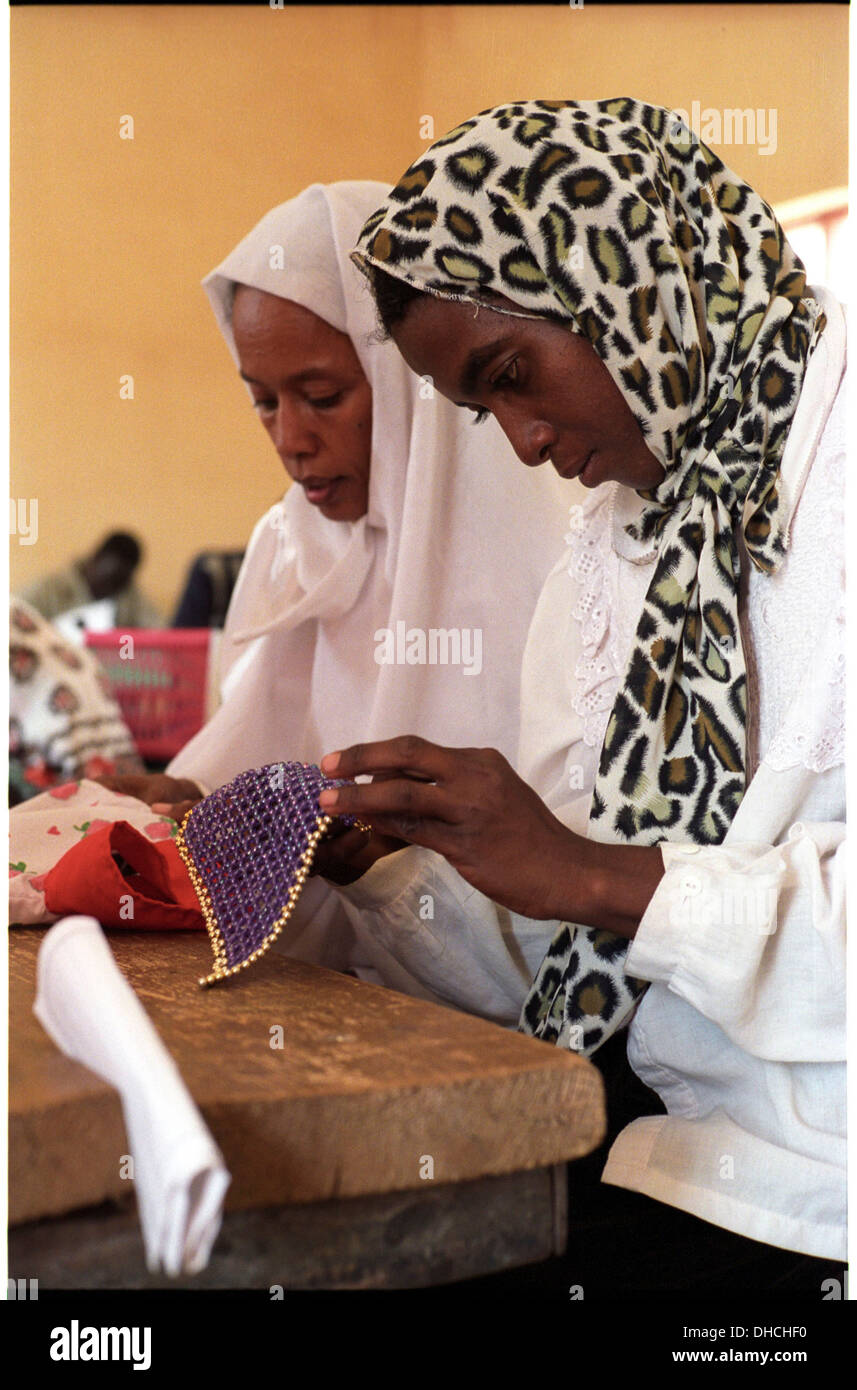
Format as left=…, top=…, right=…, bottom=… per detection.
left=457, top=336, right=515, bottom=400
left=239, top=367, right=342, bottom=387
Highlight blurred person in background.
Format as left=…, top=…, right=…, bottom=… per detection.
left=20, top=530, right=163, bottom=631
left=171, top=550, right=246, bottom=628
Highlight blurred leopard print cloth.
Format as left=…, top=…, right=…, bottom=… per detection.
left=352, top=97, right=826, bottom=1055
left=9, top=599, right=142, bottom=803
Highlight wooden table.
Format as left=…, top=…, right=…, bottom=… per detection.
left=9, top=927, right=605, bottom=1290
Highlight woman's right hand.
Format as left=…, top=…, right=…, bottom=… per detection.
left=94, top=773, right=205, bottom=821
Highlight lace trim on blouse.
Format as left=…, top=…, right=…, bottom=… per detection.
left=565, top=368, right=845, bottom=775
left=566, top=491, right=640, bottom=751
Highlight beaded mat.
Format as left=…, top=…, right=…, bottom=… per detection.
left=175, top=762, right=362, bottom=986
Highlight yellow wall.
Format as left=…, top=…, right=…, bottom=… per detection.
left=11, top=4, right=848, bottom=613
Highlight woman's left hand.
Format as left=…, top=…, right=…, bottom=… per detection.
left=319, top=736, right=582, bottom=921
left=311, top=821, right=409, bottom=886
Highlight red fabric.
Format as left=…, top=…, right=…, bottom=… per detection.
left=44, top=821, right=204, bottom=930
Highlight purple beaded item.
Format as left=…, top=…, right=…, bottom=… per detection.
left=175, top=762, right=364, bottom=987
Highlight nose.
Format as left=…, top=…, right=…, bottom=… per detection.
left=496, top=410, right=556, bottom=468
left=268, top=399, right=317, bottom=464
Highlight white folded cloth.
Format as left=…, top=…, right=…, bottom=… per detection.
left=33, top=915, right=231, bottom=1276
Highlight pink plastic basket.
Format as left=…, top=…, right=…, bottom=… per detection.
left=85, top=629, right=210, bottom=763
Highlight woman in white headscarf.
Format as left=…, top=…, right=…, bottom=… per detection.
left=104, top=181, right=571, bottom=975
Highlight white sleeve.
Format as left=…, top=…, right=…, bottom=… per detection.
left=330, top=845, right=558, bottom=1026
left=626, top=820, right=846, bottom=1063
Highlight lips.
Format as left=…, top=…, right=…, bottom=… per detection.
left=300, top=476, right=343, bottom=506
left=555, top=450, right=594, bottom=481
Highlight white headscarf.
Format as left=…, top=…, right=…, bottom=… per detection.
left=169, top=181, right=572, bottom=789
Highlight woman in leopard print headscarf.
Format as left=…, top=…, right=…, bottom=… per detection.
left=315, top=97, right=845, bottom=1290
left=340, top=96, right=826, bottom=1055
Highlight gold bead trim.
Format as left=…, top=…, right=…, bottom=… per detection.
left=175, top=809, right=339, bottom=989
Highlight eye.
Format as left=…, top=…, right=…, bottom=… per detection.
left=252, top=398, right=276, bottom=416
left=490, top=357, right=519, bottom=392
left=467, top=356, right=519, bottom=424
left=308, top=392, right=343, bottom=410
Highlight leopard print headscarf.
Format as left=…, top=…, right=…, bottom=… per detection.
left=351, top=97, right=826, bottom=1056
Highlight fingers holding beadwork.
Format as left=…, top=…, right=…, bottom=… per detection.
left=340, top=810, right=459, bottom=860
left=312, top=823, right=408, bottom=885
left=319, top=772, right=453, bottom=825
left=95, top=773, right=204, bottom=806
left=321, top=735, right=454, bottom=783
left=151, top=798, right=200, bottom=822
left=323, top=744, right=600, bottom=922
left=324, top=816, right=371, bottom=841
left=311, top=823, right=370, bottom=884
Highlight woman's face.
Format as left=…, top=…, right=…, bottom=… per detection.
left=391, top=292, right=664, bottom=491
left=231, top=286, right=373, bottom=521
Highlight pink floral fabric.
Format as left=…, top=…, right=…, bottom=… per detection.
left=9, top=779, right=178, bottom=925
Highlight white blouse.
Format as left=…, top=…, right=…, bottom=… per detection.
left=332, top=288, right=847, bottom=1261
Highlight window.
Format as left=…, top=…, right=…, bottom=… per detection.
left=774, top=188, right=849, bottom=301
